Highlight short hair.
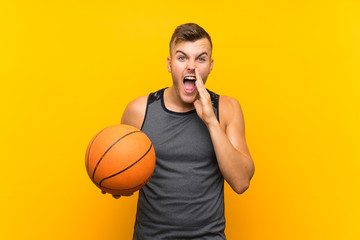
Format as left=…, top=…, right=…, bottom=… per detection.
left=169, top=23, right=212, bottom=55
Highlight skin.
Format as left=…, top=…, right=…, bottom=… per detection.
left=116, top=38, right=255, bottom=198
left=165, top=38, right=213, bottom=112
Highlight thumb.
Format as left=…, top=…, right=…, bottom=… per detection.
left=193, top=99, right=201, bottom=108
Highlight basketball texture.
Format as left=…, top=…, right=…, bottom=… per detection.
left=85, top=124, right=156, bottom=196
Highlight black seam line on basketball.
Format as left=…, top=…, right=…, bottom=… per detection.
left=91, top=130, right=141, bottom=181
left=86, top=129, right=106, bottom=174
left=100, top=174, right=153, bottom=191
left=99, top=144, right=153, bottom=187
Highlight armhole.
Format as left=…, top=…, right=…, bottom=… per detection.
left=140, top=88, right=165, bottom=130
left=140, top=94, right=151, bottom=131
left=207, top=89, right=220, bottom=122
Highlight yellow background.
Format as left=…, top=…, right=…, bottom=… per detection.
left=1, top=0, right=359, bottom=239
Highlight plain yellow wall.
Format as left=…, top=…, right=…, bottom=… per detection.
left=1, top=0, right=359, bottom=239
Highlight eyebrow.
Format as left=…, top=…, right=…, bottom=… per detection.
left=175, top=50, right=208, bottom=58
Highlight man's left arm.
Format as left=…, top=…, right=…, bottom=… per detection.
left=194, top=69, right=255, bottom=194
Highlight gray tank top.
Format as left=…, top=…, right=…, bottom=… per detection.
left=133, top=88, right=225, bottom=240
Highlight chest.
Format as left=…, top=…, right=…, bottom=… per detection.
left=143, top=113, right=215, bottom=163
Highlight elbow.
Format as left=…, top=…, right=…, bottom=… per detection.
left=233, top=165, right=255, bottom=194
left=229, top=160, right=255, bottom=194
left=232, top=181, right=250, bottom=194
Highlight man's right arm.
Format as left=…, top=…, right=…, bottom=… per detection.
left=121, top=95, right=148, bottom=130
left=108, top=95, right=148, bottom=199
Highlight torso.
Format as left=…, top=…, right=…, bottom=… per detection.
left=131, top=88, right=226, bottom=240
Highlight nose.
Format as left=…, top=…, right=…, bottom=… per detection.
left=187, top=58, right=196, bottom=71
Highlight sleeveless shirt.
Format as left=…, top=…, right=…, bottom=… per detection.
left=133, top=88, right=226, bottom=240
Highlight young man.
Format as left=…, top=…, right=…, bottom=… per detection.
left=121, top=23, right=255, bottom=239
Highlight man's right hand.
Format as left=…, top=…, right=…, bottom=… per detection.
left=101, top=190, right=133, bottom=199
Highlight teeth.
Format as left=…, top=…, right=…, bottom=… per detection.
left=184, top=76, right=196, bottom=80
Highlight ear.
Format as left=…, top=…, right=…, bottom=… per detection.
left=167, top=56, right=172, bottom=73
left=209, top=58, right=214, bottom=73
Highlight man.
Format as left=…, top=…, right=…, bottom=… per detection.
left=121, top=23, right=255, bottom=239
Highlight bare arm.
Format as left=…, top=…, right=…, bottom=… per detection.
left=213, top=96, right=255, bottom=194
left=194, top=68, right=255, bottom=194
left=121, top=95, right=148, bottom=129
left=107, top=95, right=147, bottom=199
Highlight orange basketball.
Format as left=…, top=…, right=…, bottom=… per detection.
left=85, top=124, right=156, bottom=196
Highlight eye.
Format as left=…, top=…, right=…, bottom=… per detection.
left=178, top=56, right=186, bottom=61
left=198, top=57, right=206, bottom=62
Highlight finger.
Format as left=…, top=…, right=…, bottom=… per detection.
left=195, top=67, right=202, bottom=82
left=195, top=77, right=209, bottom=100
left=193, top=98, right=200, bottom=106
left=195, top=80, right=205, bottom=98
left=195, top=68, right=208, bottom=96
left=195, top=68, right=205, bottom=90
left=195, top=70, right=205, bottom=95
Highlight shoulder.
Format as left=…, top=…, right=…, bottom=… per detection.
left=220, top=95, right=242, bottom=110
left=126, top=95, right=148, bottom=110
left=219, top=95, right=244, bottom=129
left=121, top=95, right=148, bottom=129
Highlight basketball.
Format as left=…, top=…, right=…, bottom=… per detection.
left=85, top=124, right=156, bottom=196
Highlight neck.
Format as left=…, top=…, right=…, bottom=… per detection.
left=164, top=86, right=195, bottom=113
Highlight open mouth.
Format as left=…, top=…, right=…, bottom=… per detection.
left=183, top=76, right=196, bottom=93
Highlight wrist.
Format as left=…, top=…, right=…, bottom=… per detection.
left=205, top=117, right=220, bottom=130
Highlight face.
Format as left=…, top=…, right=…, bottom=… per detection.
left=167, top=38, right=214, bottom=104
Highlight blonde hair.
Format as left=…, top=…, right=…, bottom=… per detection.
left=169, top=23, right=212, bottom=55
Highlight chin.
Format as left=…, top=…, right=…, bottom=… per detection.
left=173, top=84, right=198, bottom=104
left=181, top=92, right=198, bottom=104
